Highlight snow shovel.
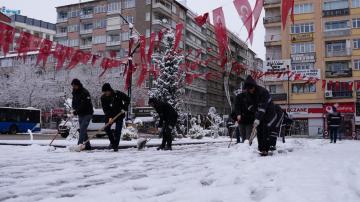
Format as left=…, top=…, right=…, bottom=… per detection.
left=249, top=125, right=257, bottom=146
left=137, top=138, right=151, bottom=150
left=68, top=110, right=125, bottom=152
left=48, top=117, right=71, bottom=150
left=228, top=123, right=238, bottom=148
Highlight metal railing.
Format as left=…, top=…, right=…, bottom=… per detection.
left=263, top=16, right=281, bottom=24
left=324, top=29, right=351, bottom=38
left=325, top=48, right=352, bottom=57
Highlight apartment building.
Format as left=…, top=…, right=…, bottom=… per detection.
left=263, top=0, right=360, bottom=138
left=55, top=0, right=261, bottom=116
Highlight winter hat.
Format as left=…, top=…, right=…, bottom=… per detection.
left=243, top=75, right=257, bottom=90
left=71, top=79, right=82, bottom=87
left=102, top=83, right=113, bottom=92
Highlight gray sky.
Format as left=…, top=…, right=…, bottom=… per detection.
left=0, top=0, right=265, bottom=59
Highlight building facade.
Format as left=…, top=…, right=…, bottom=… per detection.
left=264, top=0, right=360, bottom=138
left=52, top=0, right=262, bottom=116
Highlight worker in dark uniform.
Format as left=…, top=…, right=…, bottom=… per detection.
left=243, top=76, right=277, bottom=156
left=101, top=83, right=130, bottom=152
left=148, top=98, right=178, bottom=150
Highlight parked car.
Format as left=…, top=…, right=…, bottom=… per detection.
left=58, top=109, right=115, bottom=138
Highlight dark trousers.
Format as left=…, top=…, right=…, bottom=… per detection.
left=257, top=123, right=271, bottom=152
left=160, top=125, right=173, bottom=149
left=330, top=127, right=338, bottom=143
left=105, top=118, right=123, bottom=150
left=236, top=124, right=252, bottom=143
left=78, top=114, right=92, bottom=150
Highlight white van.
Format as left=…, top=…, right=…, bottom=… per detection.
left=58, top=109, right=117, bottom=138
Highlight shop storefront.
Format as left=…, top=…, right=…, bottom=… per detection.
left=281, top=104, right=324, bottom=137
left=324, top=103, right=355, bottom=139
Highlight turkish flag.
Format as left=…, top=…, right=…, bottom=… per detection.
left=233, top=0, right=253, bottom=44
left=91, top=55, right=101, bottom=66
left=282, top=0, right=295, bottom=30
left=157, top=30, right=164, bottom=49
left=82, top=52, right=92, bottom=64
left=173, top=23, right=184, bottom=51
left=16, top=32, right=32, bottom=60
left=349, top=81, right=354, bottom=91
left=65, top=47, right=74, bottom=60
left=148, top=32, right=156, bottom=64
left=36, top=39, right=53, bottom=67
left=335, top=81, right=340, bottom=91
left=139, top=35, right=146, bottom=64
left=0, top=23, right=15, bottom=56
left=137, top=64, right=148, bottom=87
left=357, top=81, right=360, bottom=91
left=322, top=80, right=326, bottom=91
left=247, top=0, right=263, bottom=42
left=53, top=44, right=68, bottom=70
left=194, top=13, right=209, bottom=27
left=68, top=50, right=85, bottom=69
left=29, top=35, right=42, bottom=51
left=212, top=7, right=229, bottom=69
left=185, top=72, right=194, bottom=85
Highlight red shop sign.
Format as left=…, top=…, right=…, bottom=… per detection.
left=324, top=103, right=355, bottom=113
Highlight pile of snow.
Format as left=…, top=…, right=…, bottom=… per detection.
left=0, top=139, right=360, bottom=202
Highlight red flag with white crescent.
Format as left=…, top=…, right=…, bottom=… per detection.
left=281, top=0, right=295, bottom=30
left=148, top=32, right=156, bottom=64
left=53, top=44, right=68, bottom=70
left=173, top=23, right=184, bottom=51
left=68, top=50, right=85, bottom=69
left=194, top=13, right=209, bottom=27
left=16, top=32, right=32, bottom=60
left=137, top=64, right=148, bottom=87
left=36, top=39, right=53, bottom=67
left=233, top=0, right=253, bottom=44
left=0, top=23, right=15, bottom=56
left=139, top=35, right=146, bottom=64
left=212, top=7, right=229, bottom=69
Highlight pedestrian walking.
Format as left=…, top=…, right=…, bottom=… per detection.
left=71, top=79, right=93, bottom=150
left=101, top=83, right=130, bottom=152
left=148, top=98, right=178, bottom=151
left=327, top=106, right=341, bottom=143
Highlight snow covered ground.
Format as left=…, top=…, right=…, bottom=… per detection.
left=1, top=139, right=360, bottom=202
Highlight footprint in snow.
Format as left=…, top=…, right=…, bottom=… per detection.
left=200, top=178, right=215, bottom=186
left=250, top=188, right=267, bottom=202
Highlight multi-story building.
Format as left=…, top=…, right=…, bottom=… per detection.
left=263, top=0, right=360, bottom=138
left=0, top=12, right=11, bottom=24
left=53, top=0, right=261, bottom=116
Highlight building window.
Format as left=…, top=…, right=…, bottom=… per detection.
left=294, top=3, right=313, bottom=14
left=325, top=20, right=349, bottom=30
left=121, top=32, right=129, bottom=41
left=94, top=19, right=106, bottom=29
left=146, top=0, right=151, bottom=5
left=68, top=39, right=79, bottom=47
left=292, top=83, right=316, bottom=93
left=291, top=42, right=315, bottom=54
left=93, top=35, right=106, bottom=44
left=354, top=39, right=360, bottom=49
left=124, top=0, right=135, bottom=8
left=94, top=5, right=107, bottom=13
left=145, top=12, right=150, bottom=21
left=108, top=1, right=121, bottom=13
left=353, top=18, right=360, bottom=28
left=352, top=0, right=360, bottom=8
left=146, top=29, right=150, bottom=37
left=179, top=10, right=184, bottom=19
left=172, top=5, right=177, bottom=13
left=292, top=63, right=314, bottom=70
left=323, top=0, right=349, bottom=11
left=354, top=59, right=360, bottom=70
left=124, top=16, right=134, bottom=23
left=291, top=23, right=314, bottom=34
left=269, top=85, right=276, bottom=94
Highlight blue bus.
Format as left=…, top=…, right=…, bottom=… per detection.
left=0, top=107, right=41, bottom=134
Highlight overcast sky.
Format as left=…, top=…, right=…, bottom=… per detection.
left=0, top=0, right=265, bottom=59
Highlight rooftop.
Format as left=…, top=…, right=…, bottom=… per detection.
left=10, top=14, right=56, bottom=31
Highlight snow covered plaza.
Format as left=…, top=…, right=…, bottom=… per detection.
left=1, top=139, right=360, bottom=202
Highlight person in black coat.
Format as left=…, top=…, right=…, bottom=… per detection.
left=243, top=76, right=277, bottom=155
left=148, top=98, right=178, bottom=150
left=101, top=83, right=130, bottom=152
left=327, top=106, right=342, bottom=143
left=71, top=79, right=94, bottom=150
left=231, top=91, right=255, bottom=143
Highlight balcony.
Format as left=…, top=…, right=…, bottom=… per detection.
left=264, top=0, right=281, bottom=6
left=327, top=91, right=353, bottom=99
left=324, top=29, right=350, bottom=38
left=80, top=29, right=92, bottom=35
left=325, top=48, right=352, bottom=57
left=106, top=41, right=121, bottom=46
left=264, top=34, right=281, bottom=46
left=55, top=32, right=67, bottom=38
left=152, top=2, right=172, bottom=16
left=57, top=18, right=68, bottom=23
left=325, top=68, right=352, bottom=78
left=323, top=8, right=349, bottom=17
left=107, top=9, right=121, bottom=15
left=270, top=93, right=287, bottom=101
left=80, top=13, right=93, bottom=19
left=80, top=44, right=92, bottom=49
left=263, top=16, right=281, bottom=24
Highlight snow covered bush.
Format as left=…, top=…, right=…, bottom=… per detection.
left=122, top=126, right=138, bottom=141
left=149, top=29, right=186, bottom=135
left=188, top=117, right=205, bottom=139
left=207, top=107, right=225, bottom=138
